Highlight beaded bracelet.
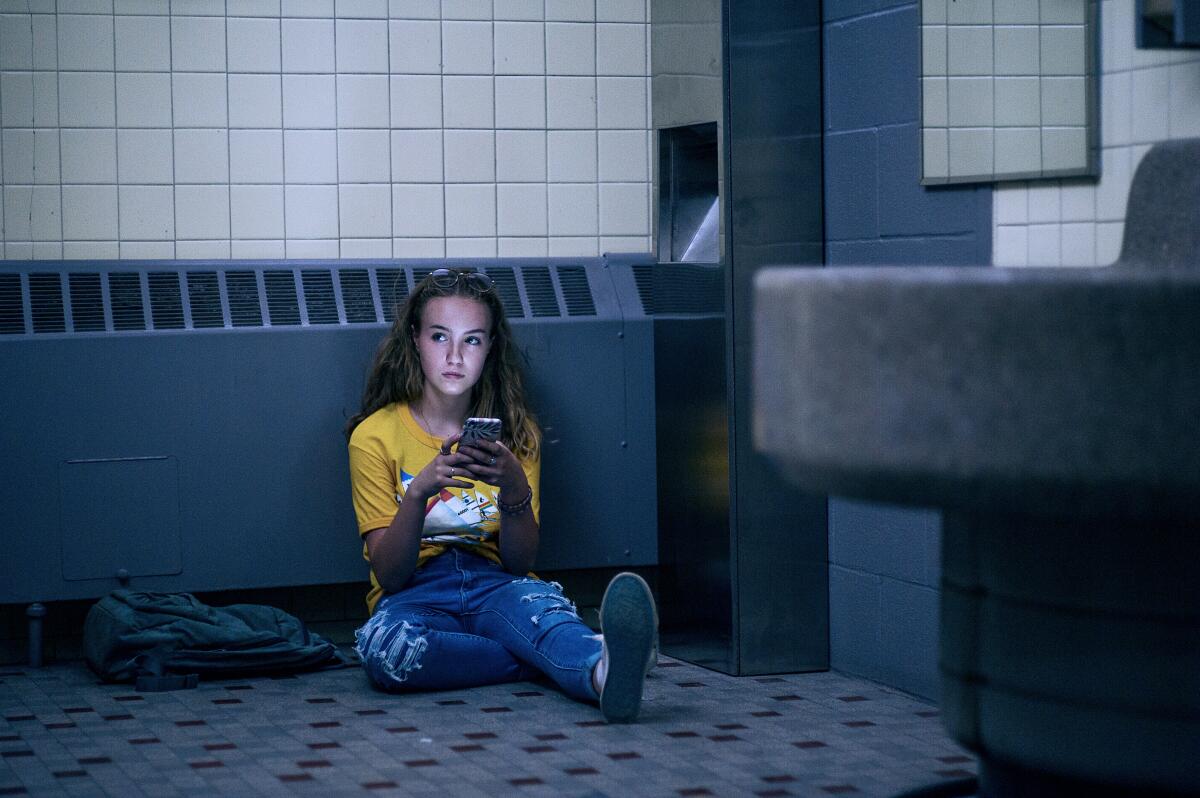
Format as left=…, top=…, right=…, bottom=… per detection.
left=497, top=486, right=533, bottom=515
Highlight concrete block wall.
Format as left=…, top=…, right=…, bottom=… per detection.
left=993, top=0, right=1200, bottom=266
left=822, top=0, right=992, bottom=701
left=0, top=0, right=653, bottom=260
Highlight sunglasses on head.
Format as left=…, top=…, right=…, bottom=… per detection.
left=429, top=268, right=495, bottom=293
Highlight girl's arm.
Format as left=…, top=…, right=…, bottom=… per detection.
left=364, top=437, right=473, bottom=592
left=459, top=440, right=539, bottom=575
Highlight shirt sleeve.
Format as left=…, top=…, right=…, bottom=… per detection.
left=523, top=452, right=542, bottom=524
left=348, top=438, right=399, bottom=537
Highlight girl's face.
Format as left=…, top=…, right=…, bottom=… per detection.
left=413, top=296, right=493, bottom=403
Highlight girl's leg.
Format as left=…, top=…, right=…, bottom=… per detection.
left=464, top=575, right=603, bottom=703
left=356, top=600, right=538, bottom=692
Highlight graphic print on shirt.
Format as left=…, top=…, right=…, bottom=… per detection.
left=399, top=469, right=497, bottom=544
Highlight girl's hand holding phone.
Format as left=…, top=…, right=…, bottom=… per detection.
left=406, top=432, right=476, bottom=501
left=458, top=438, right=527, bottom=499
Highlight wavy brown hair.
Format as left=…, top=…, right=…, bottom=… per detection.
left=344, top=268, right=541, bottom=460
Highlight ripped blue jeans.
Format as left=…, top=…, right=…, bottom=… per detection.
left=355, top=548, right=602, bottom=703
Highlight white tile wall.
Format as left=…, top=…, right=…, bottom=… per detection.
left=1, top=2, right=651, bottom=259
left=993, top=0, right=1200, bottom=267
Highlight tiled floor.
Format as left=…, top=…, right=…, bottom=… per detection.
left=0, top=656, right=975, bottom=797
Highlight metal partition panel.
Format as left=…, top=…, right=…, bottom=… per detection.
left=0, top=258, right=656, bottom=605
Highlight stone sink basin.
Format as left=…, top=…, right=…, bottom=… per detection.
left=753, top=140, right=1199, bottom=797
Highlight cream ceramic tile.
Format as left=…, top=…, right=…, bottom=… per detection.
left=58, top=13, right=115, bottom=70
left=230, top=129, right=285, bottom=183
left=597, top=23, right=645, bottom=76
left=392, top=237, right=445, bottom=257
left=389, top=19, right=441, bottom=73
left=340, top=238, right=392, bottom=257
left=337, top=75, right=391, bottom=128
left=443, top=129, right=496, bottom=182
left=599, top=182, right=648, bottom=235
left=283, top=74, right=336, bottom=127
left=175, top=184, right=230, bottom=239
left=336, top=18, right=389, bottom=72
left=993, top=224, right=1028, bottom=265
left=496, top=183, right=547, bottom=236
left=494, top=0, right=543, bottom=21
left=498, top=236, right=548, bottom=256
left=171, top=15, right=226, bottom=72
left=1026, top=222, right=1061, bottom=264
left=114, top=15, right=171, bottom=70
left=596, top=77, right=646, bottom=128
left=118, top=184, right=174, bottom=239
left=1131, top=66, right=1170, bottom=143
left=922, top=127, right=949, bottom=179
left=282, top=18, right=335, bottom=72
left=391, top=129, right=444, bottom=181
left=495, top=129, right=546, bottom=182
left=444, top=183, right=496, bottom=236
left=494, top=21, right=545, bottom=75
left=547, top=182, right=597, bottom=235
left=947, top=25, right=992, bottom=76
left=228, top=17, right=282, bottom=72
left=61, top=72, right=117, bottom=127
left=284, top=183, right=339, bottom=237
left=390, top=75, right=443, bottom=128
left=993, top=181, right=1028, bottom=224
left=284, top=129, right=338, bottom=183
left=60, top=128, right=116, bottom=184
left=62, top=184, right=118, bottom=239
left=494, top=76, right=546, bottom=128
left=442, top=76, right=495, bottom=128
left=338, top=183, right=391, bottom=237
left=338, top=128, right=391, bottom=182
left=546, top=22, right=595, bottom=75
left=548, top=235, right=598, bottom=255
left=174, top=127, right=229, bottom=183
left=445, top=237, right=497, bottom=256
left=229, top=74, right=284, bottom=128
left=548, top=130, right=597, bottom=181
left=284, top=239, right=338, bottom=257
left=117, top=128, right=174, bottom=183
left=1060, top=221, right=1096, bottom=265
left=391, top=183, right=444, bottom=236
left=172, top=72, right=228, bottom=127
left=442, top=20, right=494, bottom=75
left=231, top=239, right=285, bottom=258
left=547, top=77, right=597, bottom=129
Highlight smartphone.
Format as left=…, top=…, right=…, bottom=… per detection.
left=459, top=417, right=502, bottom=450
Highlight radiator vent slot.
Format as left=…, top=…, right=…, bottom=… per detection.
left=109, top=272, right=146, bottom=331
left=302, top=270, right=338, bottom=324
left=30, top=273, right=66, bottom=333
left=264, top=270, right=300, bottom=326
left=69, top=273, right=105, bottom=332
left=557, top=266, right=596, bottom=316
left=376, top=268, right=408, bottom=321
left=148, top=272, right=185, bottom=330
left=523, top=266, right=559, bottom=317
left=339, top=269, right=376, bottom=323
left=0, top=274, right=22, bottom=334
left=187, top=272, right=223, bottom=328
left=487, top=267, right=524, bottom=319
left=226, top=271, right=263, bottom=327
left=411, top=267, right=435, bottom=286
left=632, top=264, right=654, bottom=315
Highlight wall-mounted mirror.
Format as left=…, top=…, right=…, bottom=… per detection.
left=921, top=0, right=1099, bottom=184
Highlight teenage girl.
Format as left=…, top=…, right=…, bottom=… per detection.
left=344, top=267, right=657, bottom=722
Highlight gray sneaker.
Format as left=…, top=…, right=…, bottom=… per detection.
left=598, top=572, right=658, bottom=723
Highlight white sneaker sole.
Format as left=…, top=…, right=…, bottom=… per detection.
left=599, top=572, right=657, bottom=723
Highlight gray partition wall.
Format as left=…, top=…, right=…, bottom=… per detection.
left=0, top=258, right=657, bottom=608
left=651, top=0, right=828, bottom=676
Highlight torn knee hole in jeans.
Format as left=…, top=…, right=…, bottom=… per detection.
left=520, top=590, right=580, bottom=626
left=363, top=619, right=429, bottom=683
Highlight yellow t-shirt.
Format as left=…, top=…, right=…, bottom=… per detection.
left=347, top=402, right=541, bottom=614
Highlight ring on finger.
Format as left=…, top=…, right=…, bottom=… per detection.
left=488, top=456, right=496, bottom=466
left=449, top=467, right=455, bottom=477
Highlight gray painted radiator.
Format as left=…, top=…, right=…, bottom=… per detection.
left=0, top=257, right=656, bottom=606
